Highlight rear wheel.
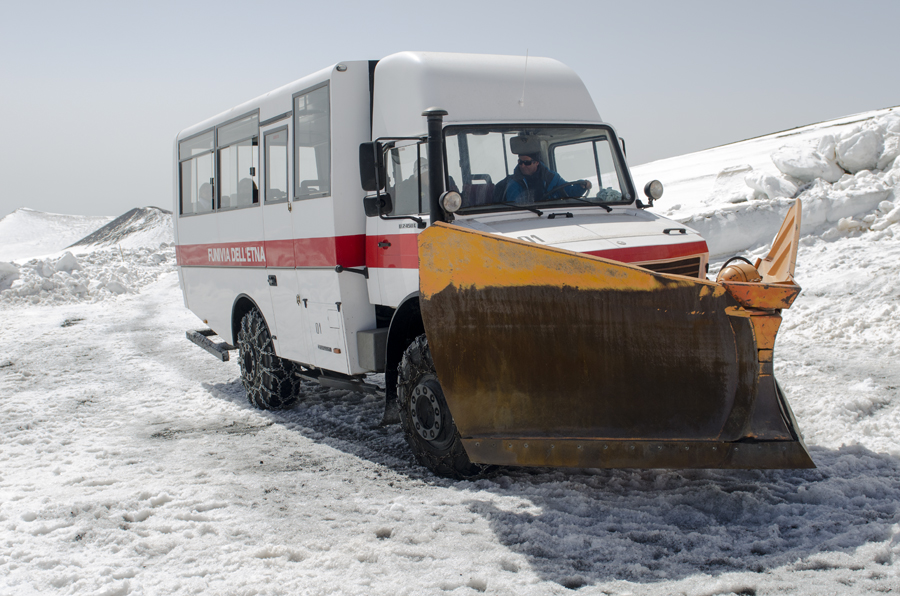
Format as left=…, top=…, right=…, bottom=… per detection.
left=397, top=334, right=486, bottom=479
left=237, top=308, right=300, bottom=410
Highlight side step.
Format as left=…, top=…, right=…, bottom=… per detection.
left=186, top=329, right=234, bottom=362
left=295, top=368, right=385, bottom=398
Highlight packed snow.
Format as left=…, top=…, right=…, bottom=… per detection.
left=2, top=108, right=900, bottom=595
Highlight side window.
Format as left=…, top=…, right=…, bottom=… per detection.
left=386, top=143, right=424, bottom=215
left=264, top=128, right=289, bottom=203
left=178, top=131, right=215, bottom=215
left=217, top=114, right=259, bottom=210
left=293, top=85, right=330, bottom=199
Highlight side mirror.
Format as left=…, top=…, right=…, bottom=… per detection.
left=364, top=192, right=393, bottom=217
left=359, top=142, right=385, bottom=191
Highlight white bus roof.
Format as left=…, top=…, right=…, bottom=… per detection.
left=371, top=51, right=602, bottom=139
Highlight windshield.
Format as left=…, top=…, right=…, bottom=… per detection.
left=444, top=126, right=632, bottom=214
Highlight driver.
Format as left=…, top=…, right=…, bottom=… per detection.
left=492, top=150, right=591, bottom=205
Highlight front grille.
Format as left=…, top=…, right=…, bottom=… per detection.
left=640, top=256, right=702, bottom=278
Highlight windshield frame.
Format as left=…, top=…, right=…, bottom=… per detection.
left=441, top=123, right=636, bottom=216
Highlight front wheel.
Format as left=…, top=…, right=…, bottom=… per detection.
left=397, top=334, right=486, bottom=479
left=237, top=308, right=300, bottom=410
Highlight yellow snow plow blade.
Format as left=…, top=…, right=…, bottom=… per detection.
left=418, top=205, right=812, bottom=470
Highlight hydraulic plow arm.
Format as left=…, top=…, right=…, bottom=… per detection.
left=417, top=200, right=813, bottom=469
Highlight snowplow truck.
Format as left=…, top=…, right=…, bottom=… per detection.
left=174, top=51, right=813, bottom=478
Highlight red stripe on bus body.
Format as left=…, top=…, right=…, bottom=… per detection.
left=176, top=236, right=707, bottom=270
left=366, top=234, right=420, bottom=269
left=175, top=235, right=366, bottom=268
left=293, top=235, right=366, bottom=268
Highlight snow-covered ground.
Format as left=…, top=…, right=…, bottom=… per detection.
left=2, top=109, right=900, bottom=595
left=0, top=209, right=113, bottom=263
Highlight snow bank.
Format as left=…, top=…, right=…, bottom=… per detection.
left=647, top=108, right=900, bottom=256
left=0, top=245, right=175, bottom=306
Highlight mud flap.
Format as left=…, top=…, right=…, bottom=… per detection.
left=417, top=219, right=813, bottom=470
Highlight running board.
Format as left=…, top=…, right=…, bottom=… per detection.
left=186, top=329, right=234, bottom=362
left=295, top=370, right=385, bottom=397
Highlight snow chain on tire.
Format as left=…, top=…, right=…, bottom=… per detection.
left=397, top=334, right=489, bottom=479
left=238, top=308, right=300, bottom=410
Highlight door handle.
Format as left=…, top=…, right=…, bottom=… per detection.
left=377, top=240, right=391, bottom=249
left=268, top=275, right=277, bottom=286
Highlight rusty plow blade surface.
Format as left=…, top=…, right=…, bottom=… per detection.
left=418, top=221, right=813, bottom=470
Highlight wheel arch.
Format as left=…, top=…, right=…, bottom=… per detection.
left=231, top=293, right=265, bottom=347
left=383, top=292, right=425, bottom=414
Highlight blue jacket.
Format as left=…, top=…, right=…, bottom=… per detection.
left=492, top=162, right=583, bottom=204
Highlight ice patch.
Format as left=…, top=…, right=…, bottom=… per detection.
left=836, top=129, right=883, bottom=173
left=772, top=146, right=843, bottom=183
left=149, top=493, right=173, bottom=507
left=744, top=171, right=798, bottom=200
left=123, top=509, right=151, bottom=523
left=708, top=165, right=754, bottom=204
left=877, top=134, right=900, bottom=171
left=54, top=251, right=82, bottom=272
left=0, top=261, right=19, bottom=291
left=193, top=500, right=227, bottom=512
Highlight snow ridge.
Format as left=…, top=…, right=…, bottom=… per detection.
left=69, top=206, right=173, bottom=250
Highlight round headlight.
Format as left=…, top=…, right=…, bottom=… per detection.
left=644, top=180, right=664, bottom=201
left=440, top=190, right=462, bottom=213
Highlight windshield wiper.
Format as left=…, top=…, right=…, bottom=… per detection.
left=500, top=202, right=544, bottom=217
left=556, top=196, right=613, bottom=212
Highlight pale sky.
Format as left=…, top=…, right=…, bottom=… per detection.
left=1, top=0, right=898, bottom=218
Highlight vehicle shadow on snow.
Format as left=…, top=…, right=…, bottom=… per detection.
left=202, top=380, right=900, bottom=588
left=200, top=378, right=421, bottom=473
left=462, top=446, right=900, bottom=588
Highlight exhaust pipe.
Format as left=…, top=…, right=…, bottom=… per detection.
left=422, top=107, right=448, bottom=225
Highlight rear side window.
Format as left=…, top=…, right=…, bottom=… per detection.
left=217, top=114, right=259, bottom=210
left=293, top=84, right=330, bottom=199
left=178, top=131, right=214, bottom=215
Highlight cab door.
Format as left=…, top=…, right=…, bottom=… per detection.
left=365, top=141, right=426, bottom=308
left=261, top=122, right=311, bottom=365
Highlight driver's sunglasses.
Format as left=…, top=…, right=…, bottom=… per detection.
left=518, top=159, right=537, bottom=166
